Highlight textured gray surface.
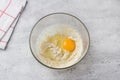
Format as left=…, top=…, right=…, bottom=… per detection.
left=0, top=0, right=120, bottom=80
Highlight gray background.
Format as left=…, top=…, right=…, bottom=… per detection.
left=0, top=0, right=120, bottom=80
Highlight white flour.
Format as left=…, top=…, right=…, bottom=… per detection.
left=36, top=24, right=83, bottom=68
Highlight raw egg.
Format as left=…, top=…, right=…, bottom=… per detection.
left=62, top=38, right=76, bottom=52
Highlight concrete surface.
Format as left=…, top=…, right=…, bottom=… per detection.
left=0, top=0, right=120, bottom=80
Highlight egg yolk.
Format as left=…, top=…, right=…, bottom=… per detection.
left=62, top=38, right=76, bottom=52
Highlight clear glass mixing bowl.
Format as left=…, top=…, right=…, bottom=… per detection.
left=29, top=13, right=90, bottom=69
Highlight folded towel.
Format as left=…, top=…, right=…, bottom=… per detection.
left=0, top=0, right=27, bottom=50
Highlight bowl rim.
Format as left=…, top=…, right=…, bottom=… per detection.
left=29, top=12, right=90, bottom=70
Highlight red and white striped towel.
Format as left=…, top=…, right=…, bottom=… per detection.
left=0, top=0, right=27, bottom=50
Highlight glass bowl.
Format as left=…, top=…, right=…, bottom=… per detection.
left=29, top=13, right=90, bottom=69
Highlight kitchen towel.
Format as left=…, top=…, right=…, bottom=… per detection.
left=0, top=0, right=27, bottom=50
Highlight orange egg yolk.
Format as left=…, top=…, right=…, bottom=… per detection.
left=62, top=38, right=76, bottom=52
